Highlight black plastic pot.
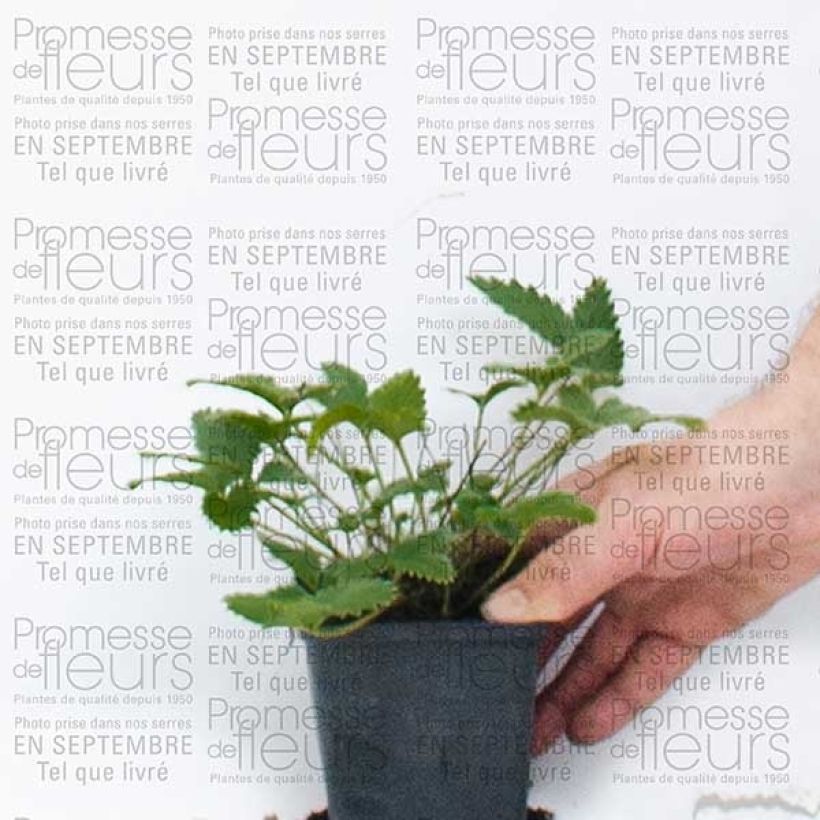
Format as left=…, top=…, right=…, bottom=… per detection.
left=303, top=619, right=546, bottom=820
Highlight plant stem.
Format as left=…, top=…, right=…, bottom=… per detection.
left=281, top=447, right=348, bottom=518
left=458, top=532, right=524, bottom=614
left=501, top=438, right=574, bottom=503
left=492, top=377, right=571, bottom=493
left=396, top=440, right=429, bottom=531
left=441, top=585, right=451, bottom=618
left=259, top=502, right=343, bottom=558
left=254, top=516, right=344, bottom=558
left=436, top=440, right=486, bottom=528
left=364, top=433, right=401, bottom=544
left=364, top=434, right=386, bottom=491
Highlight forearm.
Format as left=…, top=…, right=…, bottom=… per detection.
left=711, top=305, right=820, bottom=429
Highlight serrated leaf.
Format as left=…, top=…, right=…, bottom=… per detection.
left=595, top=397, right=705, bottom=433
left=578, top=370, right=625, bottom=390
left=420, top=460, right=452, bottom=479
left=512, top=399, right=590, bottom=431
left=129, top=459, right=243, bottom=493
left=192, top=409, right=286, bottom=473
left=367, top=370, right=427, bottom=442
left=188, top=375, right=302, bottom=413
left=469, top=473, right=498, bottom=492
left=258, top=459, right=306, bottom=485
left=370, top=468, right=448, bottom=512
left=570, top=278, right=624, bottom=382
left=513, top=384, right=600, bottom=436
left=561, top=329, right=616, bottom=363
left=319, top=362, right=369, bottom=409
left=335, top=512, right=359, bottom=533
left=473, top=506, right=519, bottom=541
left=572, top=278, right=618, bottom=330
left=345, top=466, right=376, bottom=486
left=266, top=489, right=307, bottom=509
left=449, top=378, right=524, bottom=408
left=259, top=533, right=322, bottom=591
left=322, top=553, right=387, bottom=585
left=469, top=275, right=572, bottom=346
left=202, top=483, right=270, bottom=532
left=557, top=384, right=597, bottom=421
left=484, top=362, right=571, bottom=392
left=307, top=403, right=368, bottom=453
left=503, top=492, right=597, bottom=531
left=385, top=530, right=455, bottom=583
left=452, top=487, right=500, bottom=531
left=669, top=415, right=706, bottom=432
left=225, top=585, right=324, bottom=630
left=315, top=577, right=398, bottom=620
left=225, top=577, right=398, bottom=633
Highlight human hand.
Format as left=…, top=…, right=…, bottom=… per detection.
left=483, top=310, right=820, bottom=753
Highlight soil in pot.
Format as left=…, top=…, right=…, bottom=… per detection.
left=303, top=619, right=547, bottom=820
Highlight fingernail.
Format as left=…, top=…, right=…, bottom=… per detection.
left=482, top=587, right=530, bottom=622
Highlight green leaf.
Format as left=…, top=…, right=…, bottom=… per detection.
left=345, top=466, right=377, bottom=486
left=225, top=577, right=398, bottom=633
left=473, top=506, right=519, bottom=541
left=452, top=487, right=500, bottom=531
left=335, top=512, right=359, bottom=533
left=504, top=492, right=597, bottom=532
left=319, top=362, right=369, bottom=409
left=192, top=409, right=286, bottom=473
left=557, top=384, right=597, bottom=421
left=259, top=533, right=322, bottom=591
left=419, top=460, right=452, bottom=482
left=370, top=468, right=448, bottom=512
left=258, top=459, right=306, bottom=485
left=469, top=472, right=498, bottom=492
left=512, top=400, right=591, bottom=431
left=188, top=375, right=302, bottom=413
left=315, top=577, right=398, bottom=621
left=266, top=489, right=307, bottom=509
left=307, top=403, right=368, bottom=453
left=514, top=392, right=704, bottom=441
left=449, top=378, right=524, bottom=408
left=202, top=483, right=270, bottom=532
left=669, top=415, right=707, bottom=432
left=483, top=362, right=571, bottom=392
left=570, top=278, right=624, bottom=383
left=226, top=585, right=319, bottom=629
left=322, top=553, right=387, bottom=585
left=308, top=368, right=427, bottom=450
left=367, top=370, right=427, bottom=442
left=129, top=459, right=242, bottom=493
left=561, top=329, right=617, bottom=363
left=595, top=397, right=706, bottom=433
left=385, top=530, right=455, bottom=583
left=469, top=276, right=572, bottom=346
left=572, top=278, right=618, bottom=330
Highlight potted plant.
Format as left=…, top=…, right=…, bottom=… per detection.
left=132, top=276, right=702, bottom=820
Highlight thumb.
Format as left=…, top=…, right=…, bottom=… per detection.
left=482, top=501, right=650, bottom=623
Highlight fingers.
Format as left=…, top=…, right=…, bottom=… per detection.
left=567, top=633, right=697, bottom=744
left=535, top=606, right=594, bottom=668
left=530, top=624, right=577, bottom=752
left=483, top=512, right=646, bottom=623
left=532, top=609, right=637, bottom=753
